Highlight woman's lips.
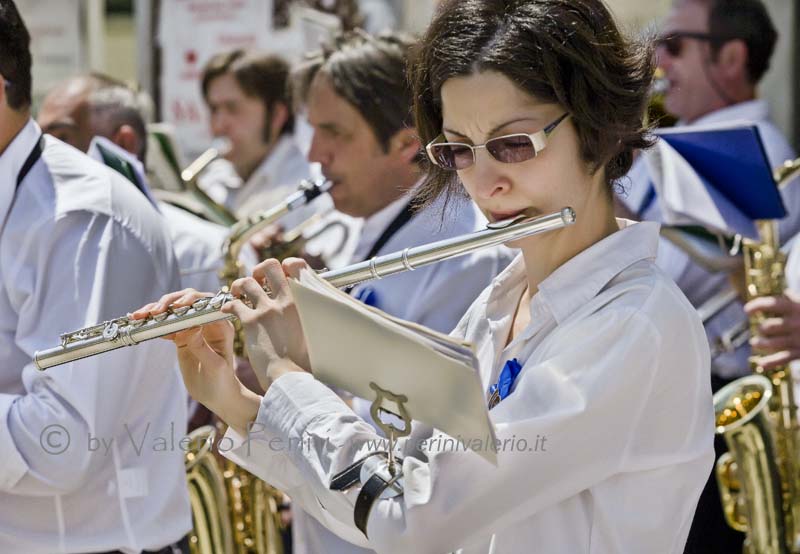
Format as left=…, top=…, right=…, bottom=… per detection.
left=488, top=209, right=527, bottom=222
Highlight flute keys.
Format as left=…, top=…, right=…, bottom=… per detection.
left=102, top=321, right=120, bottom=340
left=172, top=306, right=191, bottom=316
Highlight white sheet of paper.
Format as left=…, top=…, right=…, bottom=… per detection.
left=289, top=268, right=498, bottom=464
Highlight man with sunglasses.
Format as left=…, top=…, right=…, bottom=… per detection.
left=623, top=0, right=795, bottom=223
left=617, top=1, right=798, bottom=553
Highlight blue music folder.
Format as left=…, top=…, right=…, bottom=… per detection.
left=654, top=124, right=786, bottom=229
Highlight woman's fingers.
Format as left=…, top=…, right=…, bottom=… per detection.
left=130, top=288, right=211, bottom=319
left=252, top=259, right=291, bottom=301
left=282, top=257, right=309, bottom=279
left=241, top=277, right=273, bottom=307
left=131, top=302, right=160, bottom=320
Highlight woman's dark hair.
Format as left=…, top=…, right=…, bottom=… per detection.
left=411, top=0, right=656, bottom=205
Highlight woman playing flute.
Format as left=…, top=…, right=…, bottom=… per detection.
left=139, top=1, right=714, bottom=552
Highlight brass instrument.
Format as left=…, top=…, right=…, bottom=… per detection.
left=774, top=158, right=800, bottom=189
left=185, top=426, right=235, bottom=554
left=693, top=157, right=800, bottom=360
left=152, top=139, right=239, bottom=227
left=259, top=212, right=350, bottom=262
left=217, top=180, right=335, bottom=554
left=219, top=180, right=333, bottom=289
left=646, top=67, right=678, bottom=128
left=34, top=208, right=576, bottom=370
left=713, top=157, right=800, bottom=554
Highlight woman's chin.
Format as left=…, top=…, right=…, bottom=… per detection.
left=503, top=237, right=530, bottom=250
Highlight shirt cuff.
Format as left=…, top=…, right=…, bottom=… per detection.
left=220, top=372, right=345, bottom=490
left=0, top=393, right=29, bottom=490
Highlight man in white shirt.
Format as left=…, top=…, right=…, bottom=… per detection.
left=198, top=50, right=316, bottom=222
left=0, top=2, right=191, bottom=552
left=38, top=76, right=231, bottom=294
left=284, top=30, right=515, bottom=554
left=620, top=0, right=797, bottom=381
left=617, top=1, right=797, bottom=552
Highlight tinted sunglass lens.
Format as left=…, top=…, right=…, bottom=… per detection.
left=487, top=136, right=536, bottom=163
left=431, top=143, right=474, bottom=170
left=658, top=35, right=682, bottom=57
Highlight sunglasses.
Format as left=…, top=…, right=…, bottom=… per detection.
left=426, top=113, right=569, bottom=171
left=655, top=32, right=732, bottom=58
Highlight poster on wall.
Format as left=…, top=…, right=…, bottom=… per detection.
left=15, top=0, right=84, bottom=106
left=157, top=0, right=272, bottom=158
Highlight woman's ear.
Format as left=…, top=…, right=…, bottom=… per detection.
left=389, top=127, right=422, bottom=165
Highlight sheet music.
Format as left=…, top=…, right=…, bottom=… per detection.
left=289, top=267, right=498, bottom=464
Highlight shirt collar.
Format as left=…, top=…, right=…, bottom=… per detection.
left=488, top=219, right=660, bottom=326
left=0, top=118, right=40, bottom=227
left=688, top=99, right=769, bottom=127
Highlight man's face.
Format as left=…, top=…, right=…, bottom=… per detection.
left=37, top=81, right=94, bottom=152
left=205, top=72, right=271, bottom=178
left=657, top=1, right=733, bottom=123
left=306, top=74, right=403, bottom=218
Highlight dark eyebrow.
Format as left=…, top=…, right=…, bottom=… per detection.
left=443, top=117, right=541, bottom=141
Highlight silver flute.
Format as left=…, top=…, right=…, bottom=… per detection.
left=35, top=207, right=576, bottom=370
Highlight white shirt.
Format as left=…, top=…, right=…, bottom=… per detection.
left=620, top=99, right=799, bottom=378
left=225, top=135, right=319, bottom=225
left=223, top=219, right=714, bottom=554
left=294, top=190, right=515, bottom=554
left=87, top=135, right=230, bottom=294
left=347, top=191, right=516, bottom=333
left=0, top=121, right=191, bottom=553
left=157, top=201, right=229, bottom=293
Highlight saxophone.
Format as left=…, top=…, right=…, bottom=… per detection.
left=713, top=157, right=800, bottom=554
left=148, top=137, right=241, bottom=227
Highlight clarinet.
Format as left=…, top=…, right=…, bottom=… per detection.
left=34, top=208, right=576, bottom=370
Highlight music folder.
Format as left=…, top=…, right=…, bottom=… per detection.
left=288, top=267, right=498, bottom=465
left=644, top=122, right=785, bottom=239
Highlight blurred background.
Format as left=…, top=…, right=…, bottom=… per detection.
left=15, top=0, right=797, bottom=160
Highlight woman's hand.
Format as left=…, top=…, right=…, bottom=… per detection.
left=744, top=289, right=800, bottom=370
left=131, top=289, right=261, bottom=431
left=223, top=258, right=311, bottom=391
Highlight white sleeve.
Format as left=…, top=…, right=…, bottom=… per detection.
left=223, top=306, right=701, bottom=554
left=0, top=211, right=179, bottom=494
